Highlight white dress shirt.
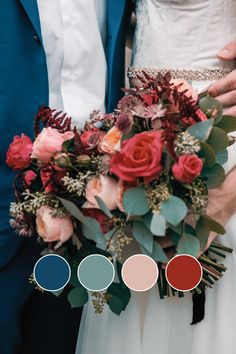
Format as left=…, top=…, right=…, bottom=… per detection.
left=37, top=0, right=107, bottom=128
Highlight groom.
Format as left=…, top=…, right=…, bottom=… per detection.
left=0, top=1, right=133, bottom=354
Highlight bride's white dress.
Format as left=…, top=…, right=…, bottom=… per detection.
left=77, top=1, right=236, bottom=353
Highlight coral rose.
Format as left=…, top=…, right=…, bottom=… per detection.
left=110, top=131, right=163, bottom=182
left=36, top=206, right=73, bottom=243
left=24, top=170, right=37, bottom=186
left=172, top=154, right=203, bottom=183
left=84, top=175, right=118, bottom=210
left=6, top=134, right=33, bottom=170
left=31, top=127, right=74, bottom=163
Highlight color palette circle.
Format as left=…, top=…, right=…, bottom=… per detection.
left=77, top=254, right=115, bottom=291
left=122, top=254, right=159, bottom=292
left=33, top=254, right=71, bottom=292
left=165, top=254, right=203, bottom=291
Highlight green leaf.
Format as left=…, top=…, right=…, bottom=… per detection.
left=107, top=281, right=131, bottom=312
left=109, top=294, right=124, bottom=315
left=216, top=115, right=236, bottom=133
left=196, top=216, right=225, bottom=251
left=199, top=142, right=216, bottom=167
left=177, top=233, right=200, bottom=257
left=68, top=287, right=88, bottom=308
left=207, top=127, right=229, bottom=153
left=95, top=196, right=113, bottom=218
left=59, top=198, right=87, bottom=224
left=216, top=149, right=228, bottom=165
left=160, top=196, right=188, bottom=226
left=132, top=220, right=153, bottom=253
left=201, top=163, right=225, bottom=189
left=143, top=211, right=153, bottom=229
left=123, top=187, right=149, bottom=216
left=52, top=288, right=64, bottom=297
left=81, top=217, right=106, bottom=246
left=150, top=212, right=166, bottom=236
left=141, top=241, right=169, bottom=263
left=187, top=118, right=214, bottom=141
left=198, top=96, right=223, bottom=123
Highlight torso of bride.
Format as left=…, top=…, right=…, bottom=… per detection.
left=132, top=0, right=236, bottom=71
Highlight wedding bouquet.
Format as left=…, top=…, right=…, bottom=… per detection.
left=7, top=73, right=235, bottom=318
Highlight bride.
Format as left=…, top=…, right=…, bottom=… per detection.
left=77, top=1, right=236, bottom=353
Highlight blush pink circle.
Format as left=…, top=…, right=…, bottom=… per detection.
left=121, top=254, right=159, bottom=292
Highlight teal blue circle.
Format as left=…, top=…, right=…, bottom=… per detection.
left=34, top=254, right=71, bottom=292
left=78, top=255, right=115, bottom=291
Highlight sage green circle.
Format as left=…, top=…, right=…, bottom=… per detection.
left=77, top=255, right=115, bottom=291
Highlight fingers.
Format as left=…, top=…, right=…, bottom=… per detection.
left=208, top=69, right=236, bottom=97
left=214, top=89, right=236, bottom=107
left=224, top=106, right=236, bottom=117
left=217, top=39, right=236, bottom=60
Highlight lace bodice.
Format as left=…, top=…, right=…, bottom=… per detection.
left=132, top=0, right=236, bottom=72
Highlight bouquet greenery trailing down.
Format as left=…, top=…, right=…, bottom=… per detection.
left=7, top=73, right=235, bottom=317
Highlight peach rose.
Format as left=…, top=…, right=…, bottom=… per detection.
left=99, top=127, right=122, bottom=154
left=31, top=127, right=74, bottom=163
left=84, top=175, right=118, bottom=210
left=36, top=206, right=73, bottom=243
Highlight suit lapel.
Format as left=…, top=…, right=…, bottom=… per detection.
left=18, top=0, right=42, bottom=41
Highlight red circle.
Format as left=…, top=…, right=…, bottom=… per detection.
left=165, top=255, right=202, bottom=291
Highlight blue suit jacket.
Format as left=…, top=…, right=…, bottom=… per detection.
left=0, top=1, right=132, bottom=353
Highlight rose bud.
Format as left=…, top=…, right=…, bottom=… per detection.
left=6, top=134, right=33, bottom=170
left=76, top=154, right=91, bottom=168
left=172, top=154, right=203, bottom=183
left=24, top=170, right=37, bottom=186
left=36, top=205, right=73, bottom=243
left=54, top=152, right=73, bottom=169
left=31, top=127, right=74, bottom=164
left=84, top=175, right=118, bottom=210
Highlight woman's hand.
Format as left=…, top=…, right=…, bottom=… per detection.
left=208, top=39, right=236, bottom=116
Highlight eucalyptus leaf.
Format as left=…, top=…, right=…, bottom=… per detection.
left=141, top=242, right=169, bottom=264
left=109, top=294, right=124, bottom=315
left=187, top=118, right=214, bottom=141
left=199, top=142, right=216, bottom=167
left=196, top=217, right=210, bottom=251
left=216, top=149, right=228, bottom=165
left=59, top=198, right=87, bottom=224
left=95, top=196, right=113, bottom=218
left=207, top=127, right=229, bottom=153
left=107, top=282, right=131, bottom=312
left=216, top=115, right=236, bottom=133
left=132, top=220, right=154, bottom=253
left=143, top=211, right=153, bottom=229
left=68, top=287, right=88, bottom=308
left=150, top=213, right=166, bottom=236
left=81, top=217, right=106, bottom=246
left=177, top=233, right=200, bottom=257
left=52, top=288, right=64, bottom=297
left=201, top=163, right=225, bottom=189
left=198, top=96, right=223, bottom=123
left=160, top=196, right=187, bottom=226
left=123, top=187, right=149, bottom=216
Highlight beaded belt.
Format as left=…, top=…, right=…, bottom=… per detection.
left=127, top=67, right=233, bottom=81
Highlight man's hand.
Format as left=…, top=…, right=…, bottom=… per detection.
left=208, top=39, right=236, bottom=117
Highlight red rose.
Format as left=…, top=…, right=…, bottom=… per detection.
left=80, top=129, right=103, bottom=150
left=6, top=134, right=33, bottom=170
left=110, top=131, right=163, bottom=182
left=172, top=154, right=203, bottom=183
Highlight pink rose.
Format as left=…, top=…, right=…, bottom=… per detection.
left=99, top=127, right=122, bottom=154
left=84, top=175, right=118, bottom=210
left=6, top=134, right=33, bottom=170
left=24, top=170, right=37, bottom=186
left=31, top=127, right=74, bottom=163
left=172, top=154, right=203, bottom=183
left=110, top=131, right=163, bottom=182
left=36, top=205, right=73, bottom=243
